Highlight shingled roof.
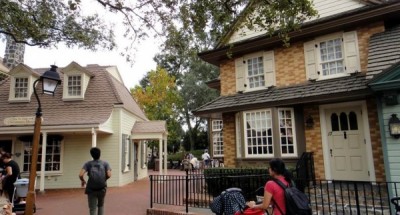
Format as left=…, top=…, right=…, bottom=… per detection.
left=0, top=64, right=147, bottom=129
left=194, top=73, right=371, bottom=116
left=367, top=24, right=400, bottom=78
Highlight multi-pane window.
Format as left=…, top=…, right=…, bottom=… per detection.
left=278, top=108, right=296, bottom=156
left=212, top=120, right=224, bottom=157
left=244, top=110, right=273, bottom=157
left=14, top=77, right=28, bottom=98
left=247, top=57, right=265, bottom=89
left=23, top=137, right=62, bottom=172
left=68, top=75, right=81, bottom=96
left=319, top=38, right=344, bottom=76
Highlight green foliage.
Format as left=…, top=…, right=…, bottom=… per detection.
left=1, top=0, right=317, bottom=62
left=131, top=67, right=183, bottom=149
left=0, top=0, right=114, bottom=49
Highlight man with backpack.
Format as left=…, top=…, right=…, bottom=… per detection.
left=79, top=147, right=112, bottom=215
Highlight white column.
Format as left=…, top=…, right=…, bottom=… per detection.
left=163, top=136, right=168, bottom=175
left=158, top=138, right=162, bottom=175
left=91, top=128, right=97, bottom=147
left=40, top=132, right=47, bottom=192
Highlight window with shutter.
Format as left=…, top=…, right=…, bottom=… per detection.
left=304, top=31, right=360, bottom=80
left=235, top=51, right=276, bottom=92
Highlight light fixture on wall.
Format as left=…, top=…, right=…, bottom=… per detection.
left=389, top=114, right=400, bottom=139
left=305, top=115, right=314, bottom=128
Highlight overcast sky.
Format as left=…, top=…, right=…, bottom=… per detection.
left=0, top=38, right=159, bottom=89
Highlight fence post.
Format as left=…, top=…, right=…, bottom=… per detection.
left=354, top=182, right=360, bottom=215
left=150, top=175, right=153, bottom=209
left=186, top=169, right=189, bottom=213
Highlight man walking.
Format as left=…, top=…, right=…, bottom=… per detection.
left=79, top=147, right=112, bottom=215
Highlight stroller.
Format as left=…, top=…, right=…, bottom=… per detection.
left=391, top=197, right=400, bottom=215
left=12, top=178, right=36, bottom=213
left=210, top=187, right=265, bottom=215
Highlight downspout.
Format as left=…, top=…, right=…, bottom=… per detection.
left=92, top=128, right=97, bottom=147
left=40, top=132, right=47, bottom=192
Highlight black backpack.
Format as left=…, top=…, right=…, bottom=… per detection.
left=87, top=161, right=107, bottom=191
left=272, top=179, right=312, bottom=215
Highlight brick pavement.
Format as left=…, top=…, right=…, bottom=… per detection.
left=2, top=170, right=212, bottom=215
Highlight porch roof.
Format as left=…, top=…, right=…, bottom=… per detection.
left=131, top=121, right=167, bottom=140
left=193, top=73, right=371, bottom=117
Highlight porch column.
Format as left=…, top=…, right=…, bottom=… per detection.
left=158, top=138, right=162, bottom=175
left=163, top=136, right=168, bottom=175
left=91, top=128, right=97, bottom=147
left=40, top=132, right=47, bottom=192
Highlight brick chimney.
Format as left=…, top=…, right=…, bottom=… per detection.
left=3, top=36, right=25, bottom=69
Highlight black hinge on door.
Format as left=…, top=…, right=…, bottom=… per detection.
left=343, top=131, right=347, bottom=139
left=368, top=171, right=370, bottom=176
left=364, top=139, right=366, bottom=144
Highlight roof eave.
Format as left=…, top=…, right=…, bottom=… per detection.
left=199, top=1, right=400, bottom=66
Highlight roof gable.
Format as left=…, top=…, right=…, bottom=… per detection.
left=8, top=64, right=40, bottom=77
left=369, top=62, right=400, bottom=91
left=225, top=0, right=370, bottom=45
left=61, top=61, right=94, bottom=77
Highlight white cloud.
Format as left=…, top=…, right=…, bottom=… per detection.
left=0, top=39, right=158, bottom=89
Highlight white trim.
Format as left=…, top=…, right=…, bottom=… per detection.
left=319, top=101, right=376, bottom=181
left=278, top=108, right=298, bottom=158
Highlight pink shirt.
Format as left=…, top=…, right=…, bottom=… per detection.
left=265, top=176, right=289, bottom=215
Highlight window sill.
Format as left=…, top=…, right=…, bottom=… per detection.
left=8, top=98, right=30, bottom=103
left=62, top=97, right=84, bottom=101
left=20, top=172, right=63, bottom=178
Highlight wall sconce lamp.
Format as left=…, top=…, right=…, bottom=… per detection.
left=389, top=114, right=400, bottom=139
left=305, top=115, right=314, bottom=128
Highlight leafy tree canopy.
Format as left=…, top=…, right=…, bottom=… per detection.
left=1, top=0, right=317, bottom=60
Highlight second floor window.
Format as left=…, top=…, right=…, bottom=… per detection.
left=14, top=77, right=28, bottom=98
left=68, top=75, right=81, bottom=96
left=247, top=56, right=265, bottom=89
left=319, top=38, right=344, bottom=76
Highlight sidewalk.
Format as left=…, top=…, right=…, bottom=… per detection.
left=5, top=170, right=212, bottom=215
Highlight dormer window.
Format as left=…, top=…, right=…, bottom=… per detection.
left=14, top=77, right=29, bottom=98
left=62, top=62, right=92, bottom=101
left=67, top=75, right=82, bottom=96
left=8, top=75, right=34, bottom=103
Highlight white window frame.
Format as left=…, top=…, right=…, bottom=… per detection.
left=123, top=137, right=130, bottom=172
left=22, top=138, right=63, bottom=174
left=212, top=120, right=224, bottom=157
left=243, top=109, right=274, bottom=158
left=246, top=53, right=265, bottom=90
left=235, top=51, right=275, bottom=93
left=304, top=31, right=360, bottom=81
left=316, top=33, right=345, bottom=80
left=67, top=75, right=82, bottom=96
left=8, top=76, right=33, bottom=102
left=278, top=108, right=297, bottom=157
left=62, top=72, right=85, bottom=101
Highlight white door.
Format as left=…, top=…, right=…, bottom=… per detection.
left=326, top=107, right=369, bottom=181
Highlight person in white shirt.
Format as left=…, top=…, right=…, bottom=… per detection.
left=201, top=149, right=211, bottom=168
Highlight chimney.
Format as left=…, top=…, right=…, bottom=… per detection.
left=3, top=36, right=25, bottom=69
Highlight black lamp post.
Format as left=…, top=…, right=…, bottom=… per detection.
left=25, top=65, right=61, bottom=215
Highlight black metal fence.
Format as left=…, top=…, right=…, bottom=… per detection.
left=149, top=171, right=400, bottom=214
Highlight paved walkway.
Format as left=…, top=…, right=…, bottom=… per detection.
left=1, top=170, right=212, bottom=215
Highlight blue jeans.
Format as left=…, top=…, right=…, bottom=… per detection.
left=87, top=189, right=106, bottom=215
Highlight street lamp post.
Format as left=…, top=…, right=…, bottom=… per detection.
left=25, top=65, right=61, bottom=215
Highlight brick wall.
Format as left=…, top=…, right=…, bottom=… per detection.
left=222, top=112, right=236, bottom=167
left=367, top=98, right=385, bottom=181
left=219, top=21, right=385, bottom=95
left=218, top=22, right=386, bottom=180
left=303, top=105, right=325, bottom=180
